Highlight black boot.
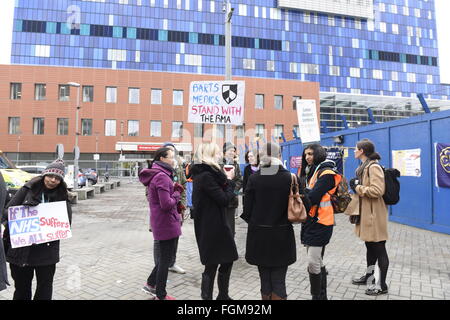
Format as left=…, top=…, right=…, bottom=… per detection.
left=319, top=267, right=328, bottom=300
left=351, top=272, right=374, bottom=285
left=201, top=273, right=214, bottom=300
left=216, top=269, right=233, bottom=300
left=309, top=271, right=322, bottom=300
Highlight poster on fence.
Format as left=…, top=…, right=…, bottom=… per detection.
left=392, top=148, right=422, bottom=177
left=188, top=81, right=245, bottom=125
left=8, top=201, right=72, bottom=249
left=325, top=147, right=344, bottom=174
left=435, top=143, right=450, bottom=188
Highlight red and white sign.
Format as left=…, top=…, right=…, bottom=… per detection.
left=137, top=145, right=161, bottom=151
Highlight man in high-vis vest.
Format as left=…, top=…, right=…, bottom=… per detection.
left=299, top=144, right=341, bottom=300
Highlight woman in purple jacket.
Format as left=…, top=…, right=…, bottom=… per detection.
left=139, top=147, right=184, bottom=300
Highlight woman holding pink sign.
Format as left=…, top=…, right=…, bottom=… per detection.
left=1, top=159, right=72, bottom=300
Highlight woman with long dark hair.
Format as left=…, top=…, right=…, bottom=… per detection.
left=349, top=139, right=389, bottom=296
left=139, top=147, right=184, bottom=300
left=299, top=144, right=341, bottom=300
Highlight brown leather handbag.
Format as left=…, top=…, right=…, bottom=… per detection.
left=288, top=173, right=307, bottom=224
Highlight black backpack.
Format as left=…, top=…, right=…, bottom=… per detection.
left=368, top=164, right=400, bottom=205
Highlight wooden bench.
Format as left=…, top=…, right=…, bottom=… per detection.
left=93, top=184, right=105, bottom=194
left=74, top=187, right=95, bottom=200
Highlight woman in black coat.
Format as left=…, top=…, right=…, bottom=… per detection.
left=242, top=150, right=260, bottom=194
left=242, top=143, right=310, bottom=300
left=1, top=159, right=72, bottom=300
left=191, top=142, right=238, bottom=300
left=0, top=173, right=10, bottom=292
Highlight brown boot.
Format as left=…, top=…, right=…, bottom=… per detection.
left=271, top=292, right=286, bottom=300
left=261, top=293, right=271, bottom=300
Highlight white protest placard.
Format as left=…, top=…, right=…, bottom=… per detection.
left=8, top=201, right=72, bottom=249
left=296, top=99, right=321, bottom=144
left=188, top=81, right=245, bottom=125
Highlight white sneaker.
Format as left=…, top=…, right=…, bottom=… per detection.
left=169, top=265, right=186, bottom=274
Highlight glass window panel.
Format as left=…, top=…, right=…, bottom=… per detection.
left=10, top=83, right=22, bottom=100
left=150, top=120, right=162, bottom=137
left=128, top=120, right=139, bottom=136
left=82, top=119, right=93, bottom=136
left=8, top=117, right=20, bottom=134
left=105, top=119, right=116, bottom=136
left=57, top=118, right=69, bottom=135
left=33, top=118, right=45, bottom=135
left=274, top=95, right=283, bottom=110
left=35, top=84, right=46, bottom=100
left=172, top=121, right=183, bottom=138
left=59, top=85, right=70, bottom=101
left=128, top=88, right=140, bottom=104
left=255, top=94, right=264, bottom=109
left=106, top=87, right=117, bottom=103
left=151, top=89, right=162, bottom=104
left=83, top=86, right=94, bottom=102
left=173, top=90, right=183, bottom=105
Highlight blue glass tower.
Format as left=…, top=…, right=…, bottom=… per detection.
left=10, top=0, right=450, bottom=103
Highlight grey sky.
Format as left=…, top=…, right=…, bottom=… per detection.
left=0, top=0, right=449, bottom=84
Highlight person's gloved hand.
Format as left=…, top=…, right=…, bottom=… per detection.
left=174, top=182, right=185, bottom=193
left=349, top=178, right=359, bottom=193
left=177, top=202, right=186, bottom=214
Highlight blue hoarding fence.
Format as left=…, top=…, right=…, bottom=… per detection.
left=281, top=109, right=450, bottom=235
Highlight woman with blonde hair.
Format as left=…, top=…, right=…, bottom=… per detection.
left=190, top=142, right=238, bottom=300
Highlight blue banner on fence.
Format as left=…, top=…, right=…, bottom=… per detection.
left=436, top=143, right=450, bottom=188
left=325, top=147, right=344, bottom=175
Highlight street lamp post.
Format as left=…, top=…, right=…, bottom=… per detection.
left=67, top=82, right=81, bottom=189
left=223, top=0, right=234, bottom=144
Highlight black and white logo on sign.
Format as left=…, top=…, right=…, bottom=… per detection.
left=222, top=84, right=238, bottom=104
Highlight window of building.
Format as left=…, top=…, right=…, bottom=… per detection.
left=194, top=123, right=204, bottom=138
left=172, top=121, right=183, bottom=138
left=301, top=63, right=319, bottom=74
left=8, top=117, right=20, bottom=134
left=350, top=67, right=361, bottom=78
left=105, top=120, right=116, bottom=136
left=150, top=120, right=162, bottom=137
left=57, top=118, right=68, bottom=135
left=407, top=73, right=416, bottom=82
left=373, top=70, right=383, bottom=80
left=10, top=83, right=22, bottom=100
left=128, top=88, right=140, bottom=104
left=215, top=124, right=225, bottom=138
left=236, top=124, right=245, bottom=139
left=151, top=89, right=162, bottom=104
left=267, top=60, right=275, bottom=72
left=391, top=71, right=399, bottom=81
left=82, top=119, right=93, bottom=136
left=173, top=90, right=183, bottom=106
left=392, top=24, right=399, bottom=34
left=82, top=86, right=94, bottom=102
left=274, top=125, right=284, bottom=139
left=330, top=66, right=340, bottom=76
left=274, top=95, right=283, bottom=110
left=59, top=85, right=70, bottom=101
left=106, top=87, right=117, bottom=103
left=128, top=120, right=139, bottom=136
left=427, top=74, right=433, bottom=84
left=35, top=84, right=46, bottom=100
left=255, top=124, right=265, bottom=138
left=243, top=58, right=256, bottom=70
left=293, top=96, right=302, bottom=110
left=33, top=118, right=45, bottom=135
left=255, top=94, right=264, bottom=109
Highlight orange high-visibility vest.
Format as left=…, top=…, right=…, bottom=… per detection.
left=307, top=169, right=341, bottom=226
left=185, top=165, right=193, bottom=182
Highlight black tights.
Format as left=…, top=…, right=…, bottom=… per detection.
left=204, top=263, right=233, bottom=280
left=365, top=241, right=389, bottom=290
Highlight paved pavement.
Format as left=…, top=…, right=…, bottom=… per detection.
left=1, top=179, right=449, bottom=300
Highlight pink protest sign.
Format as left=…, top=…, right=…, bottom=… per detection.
left=8, top=201, right=72, bottom=249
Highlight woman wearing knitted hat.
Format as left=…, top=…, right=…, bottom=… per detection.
left=1, top=159, right=72, bottom=300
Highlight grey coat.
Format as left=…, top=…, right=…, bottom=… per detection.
left=0, top=174, right=10, bottom=291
